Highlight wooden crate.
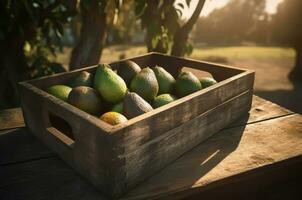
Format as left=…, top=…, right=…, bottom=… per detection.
left=19, top=52, right=254, bottom=198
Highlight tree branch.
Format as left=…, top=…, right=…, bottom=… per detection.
left=171, top=0, right=206, bottom=56
left=180, top=0, right=206, bottom=35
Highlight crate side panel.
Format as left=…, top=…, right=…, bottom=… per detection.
left=19, top=83, right=74, bottom=165
left=19, top=83, right=124, bottom=197
left=124, top=90, right=253, bottom=188
left=117, top=72, right=254, bottom=154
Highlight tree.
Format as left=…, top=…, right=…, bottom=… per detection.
left=0, top=0, right=75, bottom=109
left=171, top=0, right=206, bottom=56
left=271, top=0, right=302, bottom=81
left=69, top=0, right=108, bottom=70
left=135, top=0, right=206, bottom=56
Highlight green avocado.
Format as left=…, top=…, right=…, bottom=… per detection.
left=68, top=71, right=93, bottom=88
left=175, top=71, right=202, bottom=97
left=152, top=94, right=176, bottom=108
left=67, top=86, right=102, bottom=115
left=130, top=67, right=158, bottom=102
left=111, top=102, right=123, bottom=114
left=94, top=64, right=127, bottom=104
left=152, top=66, right=175, bottom=94
left=123, top=91, right=153, bottom=119
left=47, top=85, right=72, bottom=102
left=116, top=60, right=141, bottom=85
left=199, top=77, right=217, bottom=88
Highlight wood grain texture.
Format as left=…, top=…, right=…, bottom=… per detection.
left=0, top=128, right=54, bottom=166
left=230, top=95, right=293, bottom=127
left=0, top=114, right=301, bottom=200
left=0, top=157, right=105, bottom=200
left=0, top=108, right=24, bottom=130
left=123, top=114, right=302, bottom=200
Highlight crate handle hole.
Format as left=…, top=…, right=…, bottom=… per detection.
left=48, top=112, right=74, bottom=141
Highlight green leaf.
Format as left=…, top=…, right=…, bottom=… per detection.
left=185, top=42, right=193, bottom=55
left=23, top=41, right=31, bottom=53
left=151, top=36, right=159, bottom=49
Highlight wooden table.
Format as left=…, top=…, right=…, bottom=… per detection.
left=1, top=96, right=302, bottom=200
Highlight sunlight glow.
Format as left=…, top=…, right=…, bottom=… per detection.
left=178, top=0, right=284, bottom=19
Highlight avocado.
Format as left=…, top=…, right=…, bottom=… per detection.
left=111, top=102, right=123, bottom=114
left=130, top=67, right=159, bottom=102
left=116, top=60, right=141, bottom=85
left=67, top=86, right=102, bottom=115
left=47, top=85, right=72, bottom=102
left=152, top=66, right=175, bottom=94
left=100, top=112, right=127, bottom=125
left=175, top=71, right=202, bottom=97
left=152, top=94, right=176, bottom=108
left=123, top=91, right=153, bottom=119
left=199, top=77, right=217, bottom=88
left=68, top=71, right=93, bottom=88
left=94, top=64, right=127, bottom=104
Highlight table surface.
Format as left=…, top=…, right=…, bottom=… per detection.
left=0, top=96, right=302, bottom=200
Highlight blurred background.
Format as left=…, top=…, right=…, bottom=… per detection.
left=1, top=0, right=301, bottom=113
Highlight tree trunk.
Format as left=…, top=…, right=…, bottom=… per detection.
left=289, top=46, right=302, bottom=81
left=171, top=0, right=206, bottom=57
left=144, top=0, right=163, bottom=52
left=69, top=0, right=107, bottom=70
left=0, top=37, right=28, bottom=108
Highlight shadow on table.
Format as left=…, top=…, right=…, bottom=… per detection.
left=184, top=123, right=247, bottom=185
left=126, top=115, right=249, bottom=199
left=0, top=128, right=105, bottom=200
left=182, top=156, right=302, bottom=200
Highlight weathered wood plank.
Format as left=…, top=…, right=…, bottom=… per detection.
left=1, top=114, right=301, bottom=200
left=0, top=108, right=24, bottom=130
left=163, top=156, right=302, bottom=200
left=123, top=114, right=302, bottom=200
left=229, top=95, right=293, bottom=127
left=0, top=128, right=54, bottom=166
left=0, top=157, right=105, bottom=200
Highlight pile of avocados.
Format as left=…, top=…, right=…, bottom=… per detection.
left=47, top=60, right=217, bottom=126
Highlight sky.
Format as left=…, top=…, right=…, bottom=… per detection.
left=179, top=0, right=284, bottom=18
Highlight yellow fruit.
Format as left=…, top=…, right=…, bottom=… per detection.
left=100, top=112, right=127, bottom=125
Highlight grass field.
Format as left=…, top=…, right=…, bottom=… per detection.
left=55, top=45, right=295, bottom=66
